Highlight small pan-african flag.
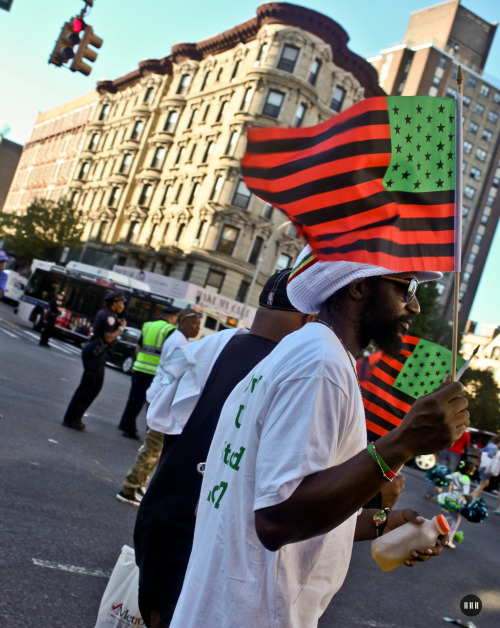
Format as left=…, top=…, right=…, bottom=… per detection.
left=359, top=336, right=465, bottom=442
left=242, top=96, right=457, bottom=273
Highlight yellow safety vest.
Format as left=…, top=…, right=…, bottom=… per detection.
left=132, top=320, right=176, bottom=375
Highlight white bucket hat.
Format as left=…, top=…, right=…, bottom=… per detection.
left=287, top=245, right=442, bottom=314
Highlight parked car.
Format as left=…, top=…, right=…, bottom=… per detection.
left=2, top=270, right=28, bottom=306
left=105, top=326, right=141, bottom=373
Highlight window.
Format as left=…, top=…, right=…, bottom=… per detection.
left=330, top=86, right=346, bottom=112
left=480, top=85, right=490, bottom=97
left=481, top=212, right=489, bottom=224
left=488, top=110, right=498, bottom=124
left=470, top=167, right=481, bottom=180
left=216, top=67, right=223, bottom=81
left=476, top=148, right=487, bottom=162
left=187, top=182, right=200, bottom=205
left=126, top=220, right=140, bottom=243
left=164, top=110, right=178, bottom=133
left=263, top=90, right=285, bottom=118
left=293, top=103, right=307, bottom=128
left=209, top=175, right=224, bottom=201
left=98, top=104, right=110, bottom=121
left=232, top=179, right=251, bottom=209
left=202, top=141, right=213, bottom=163
left=138, top=183, right=152, bottom=206
left=231, top=60, right=241, bottom=81
left=196, top=219, right=207, bottom=242
left=276, top=252, right=292, bottom=272
left=468, top=253, right=476, bottom=264
left=235, top=280, right=250, bottom=303
left=96, top=221, right=109, bottom=242
left=486, top=195, right=495, bottom=207
left=248, top=236, right=264, bottom=264
left=469, top=121, right=479, bottom=134
left=151, top=146, right=165, bottom=169
left=482, top=129, right=493, bottom=142
left=144, top=87, right=154, bottom=103
left=88, top=133, right=100, bottom=150
left=256, top=43, right=267, bottom=62
left=130, top=120, right=144, bottom=140
left=240, top=87, right=253, bottom=111
left=494, top=93, right=500, bottom=104
left=446, top=87, right=456, bottom=98
left=493, top=177, right=500, bottom=188
left=467, top=76, right=477, bottom=89
left=263, top=204, right=273, bottom=219
left=462, top=205, right=470, bottom=217
left=188, top=143, right=197, bottom=162
left=217, top=225, right=239, bottom=255
left=175, top=223, right=185, bottom=243
left=463, top=94, right=471, bottom=107
left=277, top=44, right=299, bottom=72
left=200, top=71, right=210, bottom=91
left=174, top=182, right=183, bottom=202
left=205, top=270, right=225, bottom=292
left=177, top=74, right=191, bottom=95
left=308, top=58, right=321, bottom=85
left=201, top=104, right=210, bottom=122
left=464, top=185, right=476, bottom=199
left=475, top=233, right=483, bottom=245
left=186, top=108, right=197, bottom=130
left=225, top=131, right=239, bottom=155
left=475, top=103, right=485, bottom=116
left=174, top=146, right=185, bottom=167
left=108, top=187, right=120, bottom=207
left=438, top=57, right=447, bottom=69
left=432, top=75, right=441, bottom=87
left=182, top=263, right=193, bottom=282
left=77, top=162, right=89, bottom=180
left=491, top=347, right=500, bottom=360
left=160, top=184, right=172, bottom=205
left=464, top=141, right=473, bottom=154
left=216, top=101, right=228, bottom=123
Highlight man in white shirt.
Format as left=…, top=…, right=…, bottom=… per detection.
left=171, top=246, right=470, bottom=628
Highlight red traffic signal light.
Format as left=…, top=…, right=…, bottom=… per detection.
left=48, top=17, right=83, bottom=67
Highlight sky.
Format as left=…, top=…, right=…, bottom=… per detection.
left=1, top=0, right=500, bottom=325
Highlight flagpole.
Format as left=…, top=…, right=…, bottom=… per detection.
left=451, top=66, right=464, bottom=381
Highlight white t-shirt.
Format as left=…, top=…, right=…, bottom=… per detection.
left=171, top=323, right=367, bottom=628
left=146, top=329, right=188, bottom=402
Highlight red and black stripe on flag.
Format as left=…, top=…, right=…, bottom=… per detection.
left=242, top=96, right=456, bottom=272
left=357, top=335, right=419, bottom=442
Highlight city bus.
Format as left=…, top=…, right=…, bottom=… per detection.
left=16, top=260, right=176, bottom=345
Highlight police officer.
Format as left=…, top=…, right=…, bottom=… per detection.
left=118, top=305, right=180, bottom=439
left=62, top=290, right=127, bottom=431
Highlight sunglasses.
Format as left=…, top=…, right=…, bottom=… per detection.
left=380, top=275, right=419, bottom=302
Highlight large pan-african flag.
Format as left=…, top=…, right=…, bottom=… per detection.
left=242, top=96, right=457, bottom=272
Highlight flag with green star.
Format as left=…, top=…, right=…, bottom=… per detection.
left=392, top=338, right=465, bottom=400
left=243, top=95, right=457, bottom=273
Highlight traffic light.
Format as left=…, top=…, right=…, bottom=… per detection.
left=48, top=17, right=84, bottom=67
left=70, top=24, right=103, bottom=76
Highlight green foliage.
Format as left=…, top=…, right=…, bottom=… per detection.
left=460, top=368, right=500, bottom=433
left=410, top=282, right=453, bottom=348
left=0, top=198, right=83, bottom=264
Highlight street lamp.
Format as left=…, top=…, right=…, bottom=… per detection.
left=242, top=220, right=291, bottom=319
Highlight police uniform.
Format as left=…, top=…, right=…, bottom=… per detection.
left=118, top=312, right=178, bottom=439
left=62, top=292, right=123, bottom=430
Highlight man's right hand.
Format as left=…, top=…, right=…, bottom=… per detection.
left=394, top=376, right=469, bottom=460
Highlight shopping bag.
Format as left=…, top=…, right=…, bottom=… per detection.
left=479, top=451, right=492, bottom=472
left=94, top=545, right=144, bottom=627
left=486, top=455, right=500, bottom=477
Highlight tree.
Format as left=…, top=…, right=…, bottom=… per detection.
left=0, top=198, right=84, bottom=264
left=410, top=281, right=453, bottom=348
left=460, top=368, right=500, bottom=433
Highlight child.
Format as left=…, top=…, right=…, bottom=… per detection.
left=437, top=461, right=475, bottom=548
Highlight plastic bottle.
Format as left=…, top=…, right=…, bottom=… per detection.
left=371, top=514, right=450, bottom=572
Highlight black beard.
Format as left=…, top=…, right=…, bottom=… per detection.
left=358, top=290, right=405, bottom=358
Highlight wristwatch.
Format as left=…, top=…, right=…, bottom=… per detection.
left=373, top=507, right=390, bottom=538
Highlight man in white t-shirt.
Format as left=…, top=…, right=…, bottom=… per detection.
left=171, top=246, right=470, bottom=628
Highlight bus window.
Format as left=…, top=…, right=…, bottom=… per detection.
left=204, top=316, right=217, bottom=331
left=24, top=271, right=57, bottom=301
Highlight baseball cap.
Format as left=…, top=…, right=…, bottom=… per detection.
left=258, top=269, right=299, bottom=312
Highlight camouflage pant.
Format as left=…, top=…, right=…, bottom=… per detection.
left=123, top=429, right=164, bottom=492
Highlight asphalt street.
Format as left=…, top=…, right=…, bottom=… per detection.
left=1, top=300, right=499, bottom=628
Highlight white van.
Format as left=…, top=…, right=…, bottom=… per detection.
left=2, top=270, right=28, bottom=306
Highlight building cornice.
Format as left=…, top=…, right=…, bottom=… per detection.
left=96, top=2, right=383, bottom=97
